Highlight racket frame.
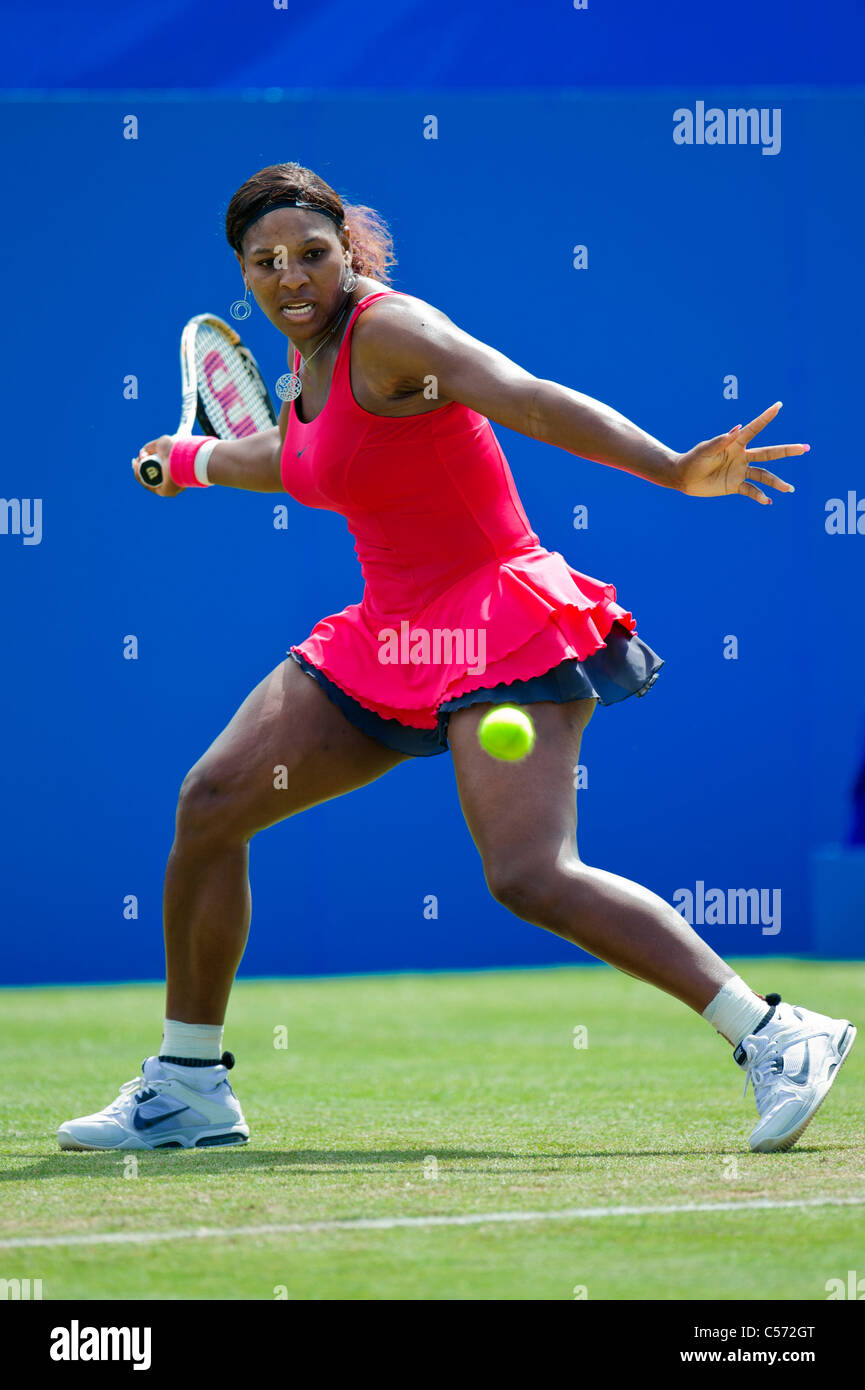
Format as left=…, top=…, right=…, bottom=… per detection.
left=138, top=313, right=277, bottom=485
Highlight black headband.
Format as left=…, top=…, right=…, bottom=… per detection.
left=236, top=197, right=344, bottom=248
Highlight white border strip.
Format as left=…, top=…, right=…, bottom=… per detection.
left=2, top=1195, right=863, bottom=1250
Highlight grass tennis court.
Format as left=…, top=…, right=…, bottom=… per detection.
left=2, top=961, right=862, bottom=1301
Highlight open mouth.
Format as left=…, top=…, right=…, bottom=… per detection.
left=280, top=302, right=316, bottom=320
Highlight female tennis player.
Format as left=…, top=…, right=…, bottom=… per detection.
left=59, top=163, right=854, bottom=1154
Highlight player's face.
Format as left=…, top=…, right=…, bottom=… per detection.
left=238, top=210, right=351, bottom=341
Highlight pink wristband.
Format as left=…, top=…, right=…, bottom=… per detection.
left=169, top=437, right=218, bottom=489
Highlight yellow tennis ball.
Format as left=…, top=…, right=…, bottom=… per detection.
left=477, top=706, right=536, bottom=761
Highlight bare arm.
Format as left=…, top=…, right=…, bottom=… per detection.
left=206, top=422, right=284, bottom=492
left=352, top=296, right=680, bottom=486
left=133, top=404, right=288, bottom=496
left=527, top=380, right=679, bottom=487
left=353, top=296, right=805, bottom=502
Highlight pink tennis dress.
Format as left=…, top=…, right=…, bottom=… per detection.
left=281, top=289, right=658, bottom=736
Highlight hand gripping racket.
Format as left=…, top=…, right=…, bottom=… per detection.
left=138, top=314, right=277, bottom=487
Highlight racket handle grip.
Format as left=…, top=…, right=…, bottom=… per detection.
left=139, top=454, right=165, bottom=487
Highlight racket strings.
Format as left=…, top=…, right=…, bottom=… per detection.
left=192, top=323, right=276, bottom=438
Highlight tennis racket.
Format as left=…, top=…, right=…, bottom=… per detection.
left=137, top=314, right=277, bottom=487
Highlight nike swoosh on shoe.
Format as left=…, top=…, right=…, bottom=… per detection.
left=132, top=1097, right=192, bottom=1131
left=785, top=1040, right=811, bottom=1086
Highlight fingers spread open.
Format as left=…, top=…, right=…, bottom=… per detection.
left=738, top=401, right=783, bottom=445
left=739, top=480, right=771, bottom=505
left=745, top=443, right=808, bottom=462
left=743, top=465, right=794, bottom=493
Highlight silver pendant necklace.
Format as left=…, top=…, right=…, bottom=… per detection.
left=275, top=296, right=354, bottom=403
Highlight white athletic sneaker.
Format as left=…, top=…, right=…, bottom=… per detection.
left=735, top=995, right=856, bottom=1154
left=57, top=1053, right=249, bottom=1151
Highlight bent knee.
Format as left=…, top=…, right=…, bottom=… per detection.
left=175, top=762, right=256, bottom=842
left=485, top=853, right=578, bottom=916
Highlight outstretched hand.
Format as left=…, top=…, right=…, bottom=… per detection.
left=676, top=402, right=809, bottom=504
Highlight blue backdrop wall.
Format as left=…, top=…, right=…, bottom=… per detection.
left=1, top=80, right=863, bottom=983
left=2, top=1, right=863, bottom=91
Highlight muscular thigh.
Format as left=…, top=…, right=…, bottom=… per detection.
left=179, top=657, right=410, bottom=840
left=447, top=698, right=596, bottom=869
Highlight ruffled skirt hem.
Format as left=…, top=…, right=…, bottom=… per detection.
left=290, top=549, right=650, bottom=730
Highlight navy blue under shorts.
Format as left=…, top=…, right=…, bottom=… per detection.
left=287, top=620, right=663, bottom=759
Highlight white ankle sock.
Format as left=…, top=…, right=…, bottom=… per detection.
left=161, top=1019, right=224, bottom=1062
left=702, top=977, right=771, bottom=1047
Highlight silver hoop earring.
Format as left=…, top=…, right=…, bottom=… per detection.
left=230, top=284, right=252, bottom=321
left=342, top=266, right=358, bottom=292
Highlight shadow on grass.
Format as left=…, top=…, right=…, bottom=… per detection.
left=0, top=1144, right=844, bottom=1182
